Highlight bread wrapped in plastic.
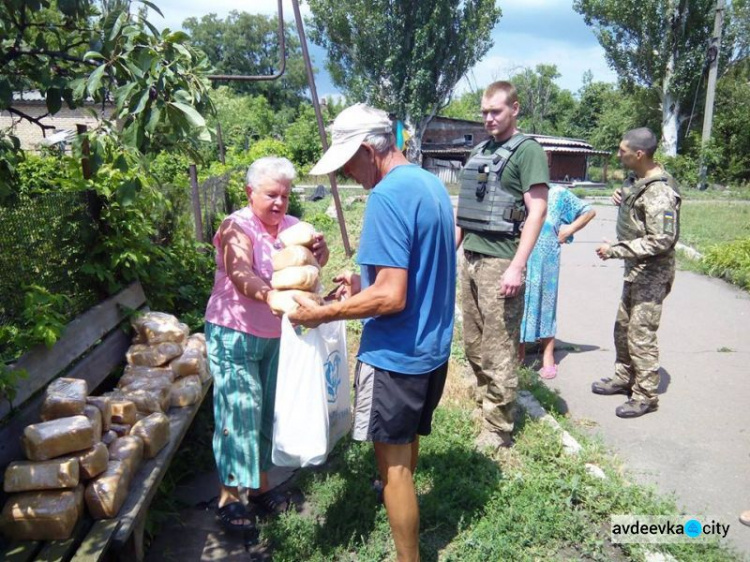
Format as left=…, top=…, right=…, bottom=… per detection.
left=126, top=342, right=184, bottom=368
left=118, top=380, right=172, bottom=411
left=3, top=458, right=79, bottom=493
left=131, top=312, right=188, bottom=345
left=101, top=430, right=118, bottom=446
left=122, top=365, right=176, bottom=385
left=184, top=333, right=206, bottom=356
left=23, top=416, right=96, bottom=462
left=130, top=413, right=170, bottom=459
left=83, top=404, right=102, bottom=443
left=0, top=485, right=84, bottom=541
left=103, top=389, right=166, bottom=415
left=86, top=396, right=112, bottom=431
left=84, top=461, right=132, bottom=519
left=271, top=265, right=320, bottom=291
left=64, top=442, right=109, bottom=480
left=170, top=348, right=209, bottom=380
left=40, top=378, right=88, bottom=421
left=108, top=436, right=144, bottom=477
left=109, top=423, right=131, bottom=437
left=278, top=221, right=316, bottom=248
left=267, top=289, right=324, bottom=316
left=272, top=245, right=319, bottom=271
left=110, top=399, right=137, bottom=425
left=170, top=375, right=202, bottom=408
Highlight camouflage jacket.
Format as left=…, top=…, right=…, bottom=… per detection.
left=607, top=170, right=681, bottom=284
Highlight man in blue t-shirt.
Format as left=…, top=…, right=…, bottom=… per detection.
left=290, top=103, right=456, bottom=562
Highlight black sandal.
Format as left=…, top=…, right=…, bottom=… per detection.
left=215, top=501, right=255, bottom=532
left=248, top=489, right=291, bottom=515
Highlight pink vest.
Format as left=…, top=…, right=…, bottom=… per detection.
left=205, top=207, right=299, bottom=338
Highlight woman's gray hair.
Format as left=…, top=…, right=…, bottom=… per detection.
left=362, top=132, right=396, bottom=155
left=246, top=156, right=297, bottom=188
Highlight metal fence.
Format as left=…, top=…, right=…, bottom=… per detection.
left=0, top=191, right=102, bottom=331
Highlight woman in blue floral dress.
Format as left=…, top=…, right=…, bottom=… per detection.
left=520, top=185, right=596, bottom=378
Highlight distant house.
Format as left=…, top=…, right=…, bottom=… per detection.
left=421, top=116, right=610, bottom=185
left=0, top=92, right=111, bottom=150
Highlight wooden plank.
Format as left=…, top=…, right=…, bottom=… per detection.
left=110, top=380, right=213, bottom=550
left=68, top=520, right=119, bottom=562
left=1, top=283, right=146, bottom=419
left=0, top=328, right=132, bottom=483
left=1, top=540, right=43, bottom=562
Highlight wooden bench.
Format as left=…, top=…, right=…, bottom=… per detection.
left=0, top=281, right=212, bottom=562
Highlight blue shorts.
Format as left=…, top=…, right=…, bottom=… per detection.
left=205, top=322, right=280, bottom=489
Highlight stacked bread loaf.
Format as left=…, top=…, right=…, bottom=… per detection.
left=268, top=221, right=325, bottom=315
left=0, top=312, right=209, bottom=541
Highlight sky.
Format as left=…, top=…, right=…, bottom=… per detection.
left=148, top=0, right=618, bottom=98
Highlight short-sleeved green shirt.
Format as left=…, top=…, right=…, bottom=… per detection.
left=462, top=136, right=549, bottom=259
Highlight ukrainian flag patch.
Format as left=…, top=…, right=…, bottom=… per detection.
left=663, top=211, right=675, bottom=234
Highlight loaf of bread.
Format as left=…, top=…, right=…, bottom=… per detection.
left=170, top=375, right=202, bottom=408
left=278, top=221, right=316, bottom=248
left=272, top=245, right=319, bottom=271
left=126, top=341, right=184, bottom=367
left=104, top=389, right=167, bottom=414
left=271, top=265, right=320, bottom=291
left=110, top=399, right=138, bottom=425
left=3, top=458, right=79, bottom=493
left=131, top=312, right=188, bottom=345
left=184, top=333, right=206, bottom=356
left=0, top=485, right=84, bottom=540
left=83, top=404, right=103, bottom=443
left=86, top=396, right=112, bottom=431
left=84, top=461, right=132, bottom=519
left=23, top=416, right=96, bottom=462
left=67, top=442, right=109, bottom=480
left=40, top=378, right=88, bottom=421
left=170, top=348, right=208, bottom=380
left=122, top=365, right=176, bottom=385
left=130, top=413, right=170, bottom=459
left=267, top=290, right=324, bottom=316
left=108, top=436, right=144, bottom=478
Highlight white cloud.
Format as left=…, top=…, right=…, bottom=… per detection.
left=148, top=0, right=308, bottom=31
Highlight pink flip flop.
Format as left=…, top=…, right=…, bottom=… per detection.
left=539, top=365, right=558, bottom=379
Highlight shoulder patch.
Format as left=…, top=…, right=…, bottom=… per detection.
left=663, top=210, right=675, bottom=235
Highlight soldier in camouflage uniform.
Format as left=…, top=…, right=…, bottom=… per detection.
left=457, top=81, right=548, bottom=448
left=593, top=127, right=681, bottom=418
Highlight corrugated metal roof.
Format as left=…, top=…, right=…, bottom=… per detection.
left=543, top=146, right=611, bottom=155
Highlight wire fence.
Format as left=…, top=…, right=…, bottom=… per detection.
left=0, top=191, right=103, bottom=331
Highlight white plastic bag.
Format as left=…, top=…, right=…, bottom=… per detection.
left=272, top=316, right=351, bottom=467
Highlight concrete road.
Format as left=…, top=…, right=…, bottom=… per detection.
left=545, top=202, right=750, bottom=557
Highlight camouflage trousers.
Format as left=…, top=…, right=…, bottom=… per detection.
left=613, top=280, right=672, bottom=405
left=460, top=251, right=524, bottom=433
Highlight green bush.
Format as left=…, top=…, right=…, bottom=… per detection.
left=701, top=238, right=750, bottom=290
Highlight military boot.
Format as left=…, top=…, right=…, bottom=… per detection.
left=591, top=377, right=631, bottom=396
left=615, top=399, right=657, bottom=418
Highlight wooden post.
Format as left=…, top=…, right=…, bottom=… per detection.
left=698, top=0, right=725, bottom=190
left=216, top=123, right=226, bottom=165
left=76, top=124, right=91, bottom=180
left=189, top=164, right=204, bottom=243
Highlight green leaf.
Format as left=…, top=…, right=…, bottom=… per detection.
left=132, top=89, right=151, bottom=115
left=109, top=12, right=127, bottom=42
left=135, top=0, right=164, bottom=17
left=168, top=102, right=206, bottom=128
left=86, top=65, right=107, bottom=97
left=83, top=51, right=105, bottom=61
left=145, top=106, right=162, bottom=133
left=165, top=30, right=190, bottom=43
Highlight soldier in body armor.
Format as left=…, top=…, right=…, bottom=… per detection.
left=456, top=81, right=548, bottom=450
left=593, top=127, right=681, bottom=418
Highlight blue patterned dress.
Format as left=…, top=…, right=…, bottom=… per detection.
left=520, top=185, right=591, bottom=343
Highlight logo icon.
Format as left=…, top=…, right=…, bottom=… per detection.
left=684, top=519, right=702, bottom=538
left=324, top=351, right=342, bottom=403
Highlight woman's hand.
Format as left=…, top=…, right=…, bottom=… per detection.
left=311, top=233, right=330, bottom=266
left=332, top=271, right=361, bottom=300
left=557, top=225, right=574, bottom=244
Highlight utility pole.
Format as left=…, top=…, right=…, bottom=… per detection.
left=698, top=0, right=725, bottom=190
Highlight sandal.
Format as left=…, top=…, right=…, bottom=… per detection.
left=215, top=501, right=255, bottom=532
left=248, top=489, right=291, bottom=515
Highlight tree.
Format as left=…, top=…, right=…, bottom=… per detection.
left=182, top=12, right=309, bottom=110
left=306, top=0, right=501, bottom=161
left=0, top=0, right=214, bottom=196
left=441, top=89, right=483, bottom=121
left=509, top=64, right=575, bottom=135
left=574, top=0, right=715, bottom=155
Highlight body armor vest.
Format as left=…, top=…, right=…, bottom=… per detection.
left=616, top=172, right=681, bottom=243
left=456, top=134, right=532, bottom=234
